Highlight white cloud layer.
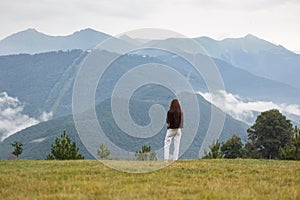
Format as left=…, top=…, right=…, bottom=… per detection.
left=198, top=90, right=300, bottom=124
left=0, top=92, right=52, bottom=141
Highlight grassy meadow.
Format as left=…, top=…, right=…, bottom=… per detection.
left=0, top=159, right=299, bottom=199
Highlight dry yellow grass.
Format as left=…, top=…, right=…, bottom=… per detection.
left=0, top=159, right=299, bottom=199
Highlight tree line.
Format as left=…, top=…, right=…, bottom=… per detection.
left=10, top=131, right=157, bottom=161
left=10, top=109, right=299, bottom=160
left=203, top=109, right=300, bottom=160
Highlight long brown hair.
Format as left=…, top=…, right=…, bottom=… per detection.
left=167, top=99, right=183, bottom=128
left=169, top=99, right=182, bottom=113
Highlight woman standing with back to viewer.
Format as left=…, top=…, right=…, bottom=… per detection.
left=164, top=99, right=183, bottom=161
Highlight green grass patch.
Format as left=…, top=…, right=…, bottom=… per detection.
left=0, top=159, right=299, bottom=199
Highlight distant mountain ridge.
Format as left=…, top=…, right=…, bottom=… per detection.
left=194, top=34, right=300, bottom=89
left=0, top=28, right=110, bottom=55
left=1, top=28, right=299, bottom=89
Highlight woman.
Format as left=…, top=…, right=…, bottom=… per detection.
left=164, top=99, right=183, bottom=161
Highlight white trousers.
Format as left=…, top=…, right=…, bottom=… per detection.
left=164, top=128, right=182, bottom=161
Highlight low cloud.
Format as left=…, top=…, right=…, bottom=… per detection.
left=198, top=90, right=300, bottom=124
left=30, top=137, right=47, bottom=143
left=38, top=111, right=53, bottom=121
left=0, top=92, right=52, bottom=141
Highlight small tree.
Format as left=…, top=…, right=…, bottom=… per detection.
left=97, top=143, right=110, bottom=159
left=46, top=130, right=84, bottom=160
left=135, top=145, right=157, bottom=161
left=11, top=141, right=23, bottom=159
left=221, top=135, right=245, bottom=158
left=135, top=145, right=150, bottom=161
left=203, top=140, right=223, bottom=159
left=149, top=152, right=157, bottom=161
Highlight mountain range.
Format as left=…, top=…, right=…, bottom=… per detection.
left=195, top=35, right=300, bottom=89
left=0, top=28, right=110, bottom=55
left=1, top=28, right=299, bottom=89
left=0, top=28, right=299, bottom=159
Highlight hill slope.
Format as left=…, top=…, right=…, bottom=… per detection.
left=0, top=50, right=87, bottom=118
left=1, top=50, right=299, bottom=143
left=0, top=93, right=248, bottom=160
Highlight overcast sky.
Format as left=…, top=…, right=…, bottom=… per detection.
left=1, top=0, right=300, bottom=52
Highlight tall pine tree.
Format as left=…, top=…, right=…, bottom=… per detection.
left=46, top=130, right=84, bottom=160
